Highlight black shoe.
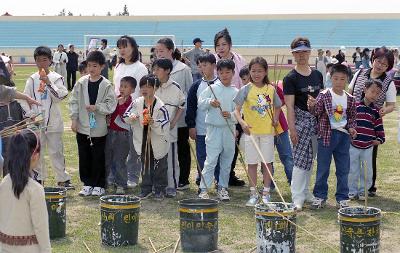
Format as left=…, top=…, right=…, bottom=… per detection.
left=57, top=180, right=75, bottom=190
left=195, top=179, right=200, bottom=186
left=368, top=191, right=377, bottom=197
left=229, top=176, right=245, bottom=187
left=177, top=183, right=190, bottom=190
left=154, top=191, right=164, bottom=201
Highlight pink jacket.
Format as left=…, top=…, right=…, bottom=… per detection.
left=214, top=52, right=247, bottom=89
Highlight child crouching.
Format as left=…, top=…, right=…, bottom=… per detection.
left=124, top=74, right=170, bottom=200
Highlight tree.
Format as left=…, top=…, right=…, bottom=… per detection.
left=107, top=11, right=111, bottom=16
left=68, top=11, right=73, bottom=16
left=122, top=5, right=129, bottom=16
left=58, top=9, right=66, bottom=16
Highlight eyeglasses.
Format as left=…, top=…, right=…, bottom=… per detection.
left=375, top=59, right=388, bottom=68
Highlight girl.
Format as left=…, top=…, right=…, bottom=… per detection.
left=234, top=57, right=282, bottom=207
left=155, top=37, right=193, bottom=190
left=113, top=35, right=148, bottom=188
left=0, top=129, right=51, bottom=253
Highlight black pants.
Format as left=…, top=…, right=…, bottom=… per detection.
left=76, top=133, right=106, bottom=188
left=178, top=127, right=191, bottom=185
left=101, top=62, right=109, bottom=79
left=230, top=125, right=243, bottom=179
left=369, top=145, right=378, bottom=193
left=66, top=70, right=76, bottom=91
left=141, top=146, right=168, bottom=194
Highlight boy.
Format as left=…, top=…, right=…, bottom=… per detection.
left=124, top=74, right=170, bottom=200
left=20, top=46, right=73, bottom=188
left=348, top=79, right=385, bottom=200
left=153, top=59, right=185, bottom=198
left=105, top=76, right=136, bottom=194
left=69, top=50, right=117, bottom=196
left=78, top=60, right=88, bottom=76
left=239, top=65, right=250, bottom=86
left=308, top=64, right=357, bottom=209
left=186, top=52, right=221, bottom=187
left=198, top=59, right=238, bottom=201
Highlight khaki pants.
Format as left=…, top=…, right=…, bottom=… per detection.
left=35, top=132, right=71, bottom=183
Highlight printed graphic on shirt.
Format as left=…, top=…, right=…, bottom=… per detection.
left=251, top=94, right=272, bottom=118
left=40, top=88, right=48, bottom=100
left=330, top=103, right=347, bottom=126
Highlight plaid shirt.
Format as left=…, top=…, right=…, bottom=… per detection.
left=310, top=89, right=357, bottom=146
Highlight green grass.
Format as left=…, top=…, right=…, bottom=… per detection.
left=9, top=66, right=400, bottom=252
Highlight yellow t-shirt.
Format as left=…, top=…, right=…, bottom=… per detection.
left=243, top=84, right=279, bottom=135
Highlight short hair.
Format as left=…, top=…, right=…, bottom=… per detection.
left=152, top=58, right=173, bottom=73
left=34, top=46, right=52, bottom=60
left=78, top=61, right=87, bottom=72
left=101, top=39, right=108, bottom=45
left=214, top=28, right=232, bottom=49
left=365, top=79, right=383, bottom=90
left=139, top=74, right=160, bottom=88
left=239, top=65, right=250, bottom=78
left=216, top=59, right=235, bottom=71
left=86, top=51, right=105, bottom=65
left=197, top=52, right=216, bottom=65
left=330, top=64, right=349, bottom=76
left=290, top=37, right=311, bottom=50
left=117, top=35, right=140, bottom=63
left=371, top=46, right=395, bottom=71
left=120, top=76, right=137, bottom=90
left=326, top=63, right=334, bottom=69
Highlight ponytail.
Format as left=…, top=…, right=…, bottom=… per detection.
left=6, top=129, right=40, bottom=199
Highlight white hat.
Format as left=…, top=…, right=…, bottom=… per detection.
left=331, top=58, right=339, bottom=64
left=340, top=46, right=346, bottom=53
left=0, top=55, right=10, bottom=63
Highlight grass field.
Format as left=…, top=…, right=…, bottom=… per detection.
left=8, top=66, right=400, bottom=253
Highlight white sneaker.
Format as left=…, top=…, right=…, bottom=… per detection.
left=127, top=180, right=137, bottom=188
left=79, top=186, right=93, bottom=196
left=246, top=193, right=259, bottom=207
left=116, top=186, right=125, bottom=195
left=218, top=188, right=230, bottom=201
left=198, top=191, right=210, bottom=199
left=262, top=193, right=271, bottom=204
left=91, top=187, right=105, bottom=196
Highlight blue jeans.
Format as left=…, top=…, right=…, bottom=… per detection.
left=196, top=135, right=220, bottom=183
left=348, top=145, right=373, bottom=195
left=313, top=130, right=350, bottom=201
left=269, top=131, right=294, bottom=190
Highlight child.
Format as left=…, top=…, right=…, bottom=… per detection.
left=197, top=59, right=238, bottom=201
left=152, top=59, right=185, bottom=198
left=20, top=46, right=73, bottom=189
left=325, top=63, right=334, bottom=89
left=234, top=57, right=282, bottom=206
left=308, top=64, right=357, bottom=209
left=0, top=129, right=51, bottom=253
left=78, top=60, right=88, bottom=76
left=124, top=74, right=170, bottom=200
left=239, top=65, right=250, bottom=86
left=69, top=50, right=117, bottom=196
left=186, top=52, right=220, bottom=186
left=105, top=76, right=136, bottom=194
left=348, top=79, right=385, bottom=200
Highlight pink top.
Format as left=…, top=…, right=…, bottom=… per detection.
left=214, top=51, right=247, bottom=89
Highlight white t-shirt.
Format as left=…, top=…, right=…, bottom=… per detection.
left=113, top=61, right=148, bottom=97
left=348, top=70, right=397, bottom=103
left=329, top=89, right=348, bottom=132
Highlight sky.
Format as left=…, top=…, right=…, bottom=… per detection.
left=2, top=0, right=400, bottom=16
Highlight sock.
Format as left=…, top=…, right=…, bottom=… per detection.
left=263, top=187, right=270, bottom=194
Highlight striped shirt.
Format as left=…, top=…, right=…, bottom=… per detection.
left=352, top=101, right=385, bottom=149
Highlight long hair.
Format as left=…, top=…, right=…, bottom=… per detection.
left=117, top=35, right=140, bottom=65
left=248, top=56, right=270, bottom=84
left=6, top=129, right=40, bottom=199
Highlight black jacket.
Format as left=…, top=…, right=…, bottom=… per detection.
left=66, top=52, right=79, bottom=71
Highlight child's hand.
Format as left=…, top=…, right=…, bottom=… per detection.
left=129, top=114, right=139, bottom=121
left=348, top=128, right=357, bottom=139
left=272, top=119, right=279, bottom=127
left=241, top=122, right=252, bottom=135
left=189, top=128, right=197, bottom=140
left=221, top=111, right=231, bottom=119
left=210, top=99, right=220, bottom=108
left=86, top=105, right=96, bottom=112
left=307, top=95, right=316, bottom=109
left=170, top=120, right=177, bottom=130
left=372, top=140, right=381, bottom=146
left=71, top=120, right=78, bottom=133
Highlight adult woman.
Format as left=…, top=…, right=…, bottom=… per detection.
left=349, top=46, right=396, bottom=197
left=213, top=28, right=247, bottom=186
left=283, top=37, right=324, bottom=210
left=113, top=36, right=148, bottom=98
left=155, top=37, right=193, bottom=191
left=113, top=35, right=148, bottom=188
